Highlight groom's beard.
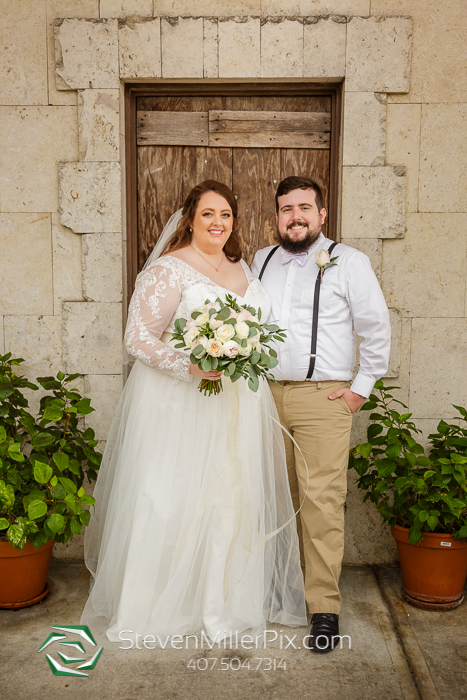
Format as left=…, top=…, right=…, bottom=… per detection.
left=275, top=220, right=321, bottom=254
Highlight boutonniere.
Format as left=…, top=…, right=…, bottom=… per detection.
left=315, top=249, right=339, bottom=283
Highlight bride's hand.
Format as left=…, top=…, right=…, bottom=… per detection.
left=189, top=363, right=223, bottom=380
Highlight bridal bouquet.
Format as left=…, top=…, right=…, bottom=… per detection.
left=171, top=294, right=286, bottom=396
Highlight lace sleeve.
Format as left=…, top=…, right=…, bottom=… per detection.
left=124, top=261, right=193, bottom=382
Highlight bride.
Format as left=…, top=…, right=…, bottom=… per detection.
left=81, top=180, right=307, bottom=644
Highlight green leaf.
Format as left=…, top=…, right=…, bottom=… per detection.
left=33, top=462, right=53, bottom=484
left=28, top=499, right=48, bottom=520
left=46, top=513, right=65, bottom=534
left=8, top=523, right=27, bottom=549
left=80, top=510, right=91, bottom=526
left=64, top=493, right=81, bottom=514
left=0, top=517, right=10, bottom=529
left=53, top=452, right=69, bottom=472
left=367, top=424, right=383, bottom=440
left=6, top=469, right=21, bottom=490
left=70, top=517, right=82, bottom=535
left=53, top=483, right=66, bottom=499
left=74, top=398, right=94, bottom=416
left=408, top=526, right=423, bottom=545
left=386, top=444, right=401, bottom=459
left=355, top=443, right=372, bottom=459
left=42, top=406, right=63, bottom=422
left=418, top=510, right=429, bottom=522
left=192, top=344, right=205, bottom=357
left=58, top=477, right=77, bottom=495
left=201, top=355, right=212, bottom=372
left=426, top=515, right=439, bottom=530
left=0, top=481, right=15, bottom=508
left=79, top=494, right=96, bottom=506
left=0, top=383, right=15, bottom=401
left=31, top=432, right=55, bottom=448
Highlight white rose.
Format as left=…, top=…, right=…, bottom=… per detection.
left=228, top=309, right=238, bottom=320
left=315, top=249, right=330, bottom=268
left=183, top=327, right=201, bottom=347
left=192, top=335, right=207, bottom=357
left=251, top=342, right=262, bottom=354
left=247, top=330, right=260, bottom=345
left=194, top=312, right=210, bottom=327
left=206, top=301, right=222, bottom=312
left=185, top=318, right=196, bottom=330
left=206, top=338, right=223, bottom=357
left=238, top=343, right=253, bottom=357
left=223, top=340, right=241, bottom=358
left=237, top=309, right=253, bottom=322
left=215, top=324, right=236, bottom=343
left=235, top=321, right=250, bottom=339
left=209, top=315, right=224, bottom=330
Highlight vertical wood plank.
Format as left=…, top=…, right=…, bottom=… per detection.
left=137, top=145, right=184, bottom=271
left=181, top=147, right=233, bottom=202
left=232, top=148, right=281, bottom=265
left=281, top=149, right=331, bottom=239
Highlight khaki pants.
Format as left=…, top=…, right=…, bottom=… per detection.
left=269, top=380, right=353, bottom=615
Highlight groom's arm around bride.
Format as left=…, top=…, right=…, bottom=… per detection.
left=251, top=175, right=391, bottom=653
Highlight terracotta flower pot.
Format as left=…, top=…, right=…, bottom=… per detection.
left=391, top=524, right=467, bottom=610
left=0, top=539, right=54, bottom=609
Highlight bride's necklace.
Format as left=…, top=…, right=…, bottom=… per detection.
left=190, top=244, right=225, bottom=272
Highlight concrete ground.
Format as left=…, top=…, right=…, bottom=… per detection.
left=1, top=561, right=466, bottom=700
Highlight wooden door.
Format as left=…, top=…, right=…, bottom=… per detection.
left=127, top=84, right=341, bottom=295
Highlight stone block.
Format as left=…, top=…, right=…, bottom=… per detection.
left=344, top=473, right=397, bottom=565
left=381, top=214, right=467, bottom=318
left=59, top=162, right=122, bottom=234
left=100, top=0, right=152, bottom=16
left=374, top=0, right=467, bottom=104
left=62, top=301, right=122, bottom=374
left=262, top=0, right=370, bottom=14
left=219, top=18, right=260, bottom=78
left=78, top=89, right=120, bottom=160
left=346, top=16, right=412, bottom=93
left=84, top=374, right=123, bottom=440
left=410, top=318, right=467, bottom=419
left=303, top=17, right=346, bottom=79
left=52, top=213, right=83, bottom=315
left=0, top=214, right=53, bottom=316
left=261, top=19, right=303, bottom=78
left=55, top=18, right=119, bottom=89
left=4, top=316, right=62, bottom=376
left=383, top=317, right=410, bottom=406
left=0, top=317, right=3, bottom=354
left=0, top=0, right=47, bottom=105
left=161, top=18, right=203, bottom=78
left=343, top=92, right=386, bottom=167
left=419, top=104, right=467, bottom=214
left=119, top=17, right=161, bottom=78
left=203, top=18, right=218, bottom=78
left=82, top=233, right=123, bottom=302
left=341, top=166, right=406, bottom=240
left=155, top=0, right=261, bottom=14
left=386, top=308, right=401, bottom=378
left=0, top=107, right=78, bottom=213
left=46, top=1, right=100, bottom=107
left=385, top=103, right=421, bottom=213
left=340, top=239, right=382, bottom=280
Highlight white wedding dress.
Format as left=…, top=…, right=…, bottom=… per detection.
left=81, top=256, right=307, bottom=644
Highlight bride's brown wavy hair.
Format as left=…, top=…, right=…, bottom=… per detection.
left=163, top=180, right=242, bottom=263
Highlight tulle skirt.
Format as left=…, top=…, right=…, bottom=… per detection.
left=81, top=360, right=307, bottom=644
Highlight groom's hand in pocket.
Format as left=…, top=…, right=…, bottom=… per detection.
left=328, top=388, right=365, bottom=414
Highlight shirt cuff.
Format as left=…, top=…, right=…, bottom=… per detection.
left=350, top=373, right=376, bottom=399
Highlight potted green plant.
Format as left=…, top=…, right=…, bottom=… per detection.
left=0, top=353, right=102, bottom=608
left=349, top=380, right=467, bottom=610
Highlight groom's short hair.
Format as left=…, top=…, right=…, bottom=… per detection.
left=275, top=176, right=324, bottom=213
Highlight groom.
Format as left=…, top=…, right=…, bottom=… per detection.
left=251, top=176, right=391, bottom=653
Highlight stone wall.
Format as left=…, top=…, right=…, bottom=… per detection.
left=0, top=0, right=465, bottom=564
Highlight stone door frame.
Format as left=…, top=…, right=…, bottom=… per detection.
left=55, top=15, right=411, bottom=382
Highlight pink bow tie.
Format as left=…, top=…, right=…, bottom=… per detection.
left=280, top=249, right=308, bottom=266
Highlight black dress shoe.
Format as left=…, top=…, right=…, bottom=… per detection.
left=306, top=613, right=340, bottom=653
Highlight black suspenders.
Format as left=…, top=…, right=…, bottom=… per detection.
left=258, top=241, right=339, bottom=381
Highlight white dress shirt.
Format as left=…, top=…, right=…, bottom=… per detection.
left=251, top=233, right=391, bottom=398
